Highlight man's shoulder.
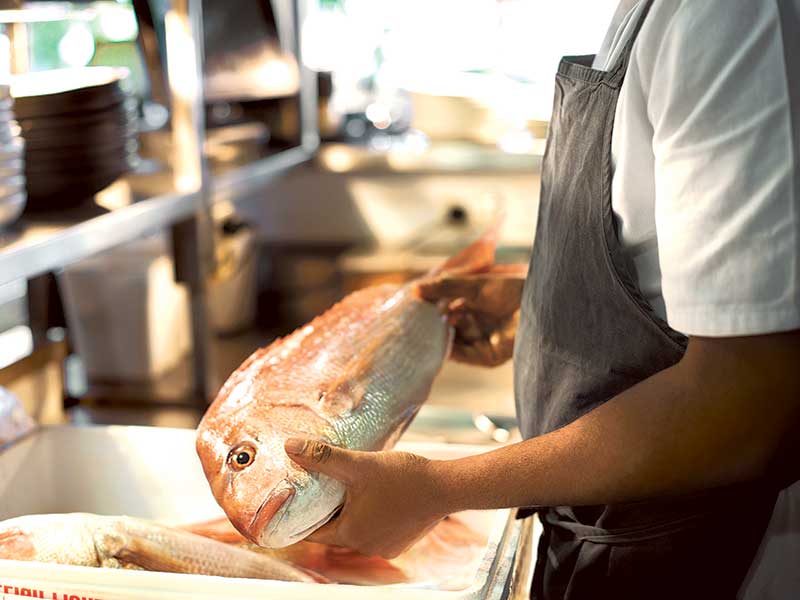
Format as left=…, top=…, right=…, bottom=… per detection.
left=630, top=0, right=798, bottom=86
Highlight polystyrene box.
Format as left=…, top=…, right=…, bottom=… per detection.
left=57, top=238, right=191, bottom=381
left=0, top=426, right=525, bottom=600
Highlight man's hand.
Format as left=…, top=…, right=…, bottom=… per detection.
left=284, top=439, right=448, bottom=559
left=281, top=331, right=800, bottom=559
left=418, top=264, right=528, bottom=367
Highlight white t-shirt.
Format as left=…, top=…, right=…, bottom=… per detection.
left=594, top=3, right=800, bottom=598
left=594, top=0, right=800, bottom=337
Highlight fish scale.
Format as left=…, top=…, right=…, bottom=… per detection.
left=244, top=286, right=401, bottom=409
left=331, top=291, right=451, bottom=450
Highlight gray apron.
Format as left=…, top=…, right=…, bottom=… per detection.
left=513, top=2, right=777, bottom=597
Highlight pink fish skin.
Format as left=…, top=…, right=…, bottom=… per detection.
left=196, top=232, right=497, bottom=548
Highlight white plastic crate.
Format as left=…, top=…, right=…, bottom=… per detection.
left=0, top=426, right=527, bottom=600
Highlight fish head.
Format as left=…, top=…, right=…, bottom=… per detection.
left=197, top=402, right=346, bottom=549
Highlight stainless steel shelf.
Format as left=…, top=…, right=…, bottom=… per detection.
left=0, top=180, right=200, bottom=287
left=0, top=146, right=315, bottom=287
left=67, top=326, right=278, bottom=406
left=0, top=0, right=320, bottom=403
left=211, top=145, right=315, bottom=202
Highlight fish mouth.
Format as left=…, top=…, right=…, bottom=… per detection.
left=249, top=483, right=295, bottom=543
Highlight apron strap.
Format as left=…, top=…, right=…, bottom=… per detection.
left=608, top=0, right=656, bottom=85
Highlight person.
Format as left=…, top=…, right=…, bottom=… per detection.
left=284, top=1, right=800, bottom=597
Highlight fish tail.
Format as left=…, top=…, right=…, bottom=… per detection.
left=429, top=218, right=501, bottom=278
left=180, top=517, right=247, bottom=544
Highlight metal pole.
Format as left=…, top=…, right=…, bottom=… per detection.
left=7, top=21, right=29, bottom=75
left=295, top=0, right=320, bottom=154
left=26, top=274, right=51, bottom=349
left=171, top=215, right=214, bottom=405
left=164, top=0, right=216, bottom=405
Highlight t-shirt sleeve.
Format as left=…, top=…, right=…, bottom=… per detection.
left=645, top=0, right=800, bottom=337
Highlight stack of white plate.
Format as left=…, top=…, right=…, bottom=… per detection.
left=0, top=83, right=26, bottom=230
left=12, top=67, right=136, bottom=211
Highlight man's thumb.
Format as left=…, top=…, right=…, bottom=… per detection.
left=284, top=438, right=357, bottom=482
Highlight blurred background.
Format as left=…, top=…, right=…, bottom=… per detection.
left=0, top=0, right=617, bottom=441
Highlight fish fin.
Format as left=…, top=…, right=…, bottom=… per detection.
left=93, top=526, right=135, bottom=568
left=294, top=565, right=333, bottom=584
left=323, top=380, right=366, bottom=413
left=426, top=219, right=502, bottom=279
left=323, top=321, right=400, bottom=413
left=313, top=545, right=409, bottom=585
left=100, top=557, right=125, bottom=569
left=270, top=541, right=408, bottom=585
left=179, top=517, right=247, bottom=544
left=112, top=525, right=327, bottom=583
left=112, top=531, right=212, bottom=573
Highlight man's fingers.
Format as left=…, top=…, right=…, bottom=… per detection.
left=422, top=278, right=524, bottom=317
left=451, top=326, right=516, bottom=367
left=419, top=264, right=528, bottom=302
left=486, top=263, right=529, bottom=277
left=284, top=439, right=359, bottom=483
left=418, top=276, right=482, bottom=304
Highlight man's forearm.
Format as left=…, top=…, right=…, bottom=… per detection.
left=431, top=333, right=800, bottom=513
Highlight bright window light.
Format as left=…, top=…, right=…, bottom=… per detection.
left=57, top=22, right=95, bottom=67
left=99, top=5, right=138, bottom=43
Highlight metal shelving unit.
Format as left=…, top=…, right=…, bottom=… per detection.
left=212, top=145, right=316, bottom=204
left=0, top=181, right=198, bottom=287
left=0, top=0, right=319, bottom=405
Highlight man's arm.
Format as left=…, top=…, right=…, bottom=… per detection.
left=434, top=330, right=800, bottom=512
left=286, top=330, right=800, bottom=557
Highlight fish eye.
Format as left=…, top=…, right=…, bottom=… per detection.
left=227, top=443, right=256, bottom=471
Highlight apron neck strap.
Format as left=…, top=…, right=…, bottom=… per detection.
left=608, top=0, right=656, bottom=85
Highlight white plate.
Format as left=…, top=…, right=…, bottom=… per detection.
left=0, top=137, right=24, bottom=161
left=0, top=168, right=22, bottom=180
left=0, top=172, right=25, bottom=186
left=0, top=174, right=26, bottom=198
left=0, top=189, right=26, bottom=203
left=10, top=66, right=129, bottom=98
left=0, top=157, right=24, bottom=172
left=0, top=190, right=26, bottom=228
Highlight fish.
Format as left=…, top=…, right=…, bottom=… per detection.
left=0, top=513, right=325, bottom=582
left=196, top=231, right=499, bottom=548
left=183, top=513, right=488, bottom=589
left=0, top=512, right=485, bottom=589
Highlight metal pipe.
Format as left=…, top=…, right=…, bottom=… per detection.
left=295, top=0, right=319, bottom=154
left=165, top=0, right=216, bottom=405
